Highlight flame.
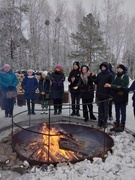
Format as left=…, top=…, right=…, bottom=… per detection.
left=29, top=123, right=76, bottom=162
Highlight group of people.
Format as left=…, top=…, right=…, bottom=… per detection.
left=0, top=62, right=135, bottom=133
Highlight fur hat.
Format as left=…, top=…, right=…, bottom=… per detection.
left=54, top=64, right=63, bottom=71
left=42, top=71, right=48, bottom=76
left=3, top=64, right=10, bottom=68
left=73, top=61, right=80, bottom=68
left=117, top=64, right=126, bottom=71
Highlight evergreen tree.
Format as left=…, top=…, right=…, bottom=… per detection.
left=70, top=13, right=108, bottom=66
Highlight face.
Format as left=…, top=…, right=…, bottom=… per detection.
left=73, top=64, right=78, bottom=70
left=42, top=74, right=46, bottom=79
left=4, top=66, right=10, bottom=72
left=82, top=67, right=88, bottom=74
left=117, top=68, right=123, bottom=73
left=101, top=66, right=106, bottom=71
left=55, top=68, right=60, bottom=72
left=27, top=71, right=32, bottom=75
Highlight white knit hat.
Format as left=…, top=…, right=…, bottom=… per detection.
left=42, top=71, right=48, bottom=76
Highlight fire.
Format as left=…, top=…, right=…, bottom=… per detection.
left=29, top=123, right=78, bottom=162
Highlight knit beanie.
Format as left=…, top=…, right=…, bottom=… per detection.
left=42, top=71, right=48, bottom=76
left=117, top=64, right=126, bottom=71
left=3, top=64, right=10, bottom=68
left=54, top=64, right=63, bottom=71
left=27, top=69, right=33, bottom=73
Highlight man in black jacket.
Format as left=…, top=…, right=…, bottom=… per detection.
left=95, top=62, right=113, bottom=128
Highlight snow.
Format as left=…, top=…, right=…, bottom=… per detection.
left=0, top=80, right=135, bottom=180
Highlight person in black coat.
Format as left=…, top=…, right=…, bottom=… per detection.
left=68, top=61, right=81, bottom=116
left=39, top=71, right=50, bottom=114
left=105, top=64, right=129, bottom=132
left=95, top=62, right=113, bottom=127
left=50, top=64, right=65, bottom=115
left=74, top=65, right=97, bottom=122
left=21, top=69, right=38, bottom=115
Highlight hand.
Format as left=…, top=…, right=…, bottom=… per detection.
left=71, top=77, right=75, bottom=82
left=91, top=72, right=95, bottom=76
left=41, top=92, right=45, bottom=95
left=73, top=86, right=78, bottom=90
left=104, top=83, right=111, bottom=88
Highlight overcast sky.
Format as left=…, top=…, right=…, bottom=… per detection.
left=50, top=0, right=135, bottom=17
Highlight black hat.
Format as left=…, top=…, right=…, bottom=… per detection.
left=81, top=65, right=89, bottom=72
left=73, top=61, right=80, bottom=68
left=117, top=64, right=126, bottom=71
left=99, top=62, right=109, bottom=69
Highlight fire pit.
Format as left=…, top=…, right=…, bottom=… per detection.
left=12, top=123, right=114, bottom=165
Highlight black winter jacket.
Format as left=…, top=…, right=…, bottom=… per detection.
left=77, top=73, right=96, bottom=99
left=68, top=69, right=80, bottom=93
left=95, top=69, right=113, bottom=100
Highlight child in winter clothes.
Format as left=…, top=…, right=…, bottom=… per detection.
left=21, top=69, right=38, bottom=115
left=68, top=61, right=81, bottom=116
left=105, top=64, right=129, bottom=132
left=74, top=65, right=97, bottom=122
left=50, top=64, right=65, bottom=115
left=39, top=71, right=50, bottom=114
left=95, top=62, right=113, bottom=128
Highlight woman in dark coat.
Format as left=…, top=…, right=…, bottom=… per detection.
left=39, top=71, right=50, bottom=114
left=21, top=69, right=38, bottom=115
left=68, top=61, right=81, bottom=116
left=74, top=65, right=97, bottom=122
left=0, top=64, right=18, bottom=117
left=50, top=64, right=65, bottom=115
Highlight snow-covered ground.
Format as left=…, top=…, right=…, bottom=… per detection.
left=0, top=79, right=135, bottom=180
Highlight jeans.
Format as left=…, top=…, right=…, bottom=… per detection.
left=115, top=103, right=127, bottom=125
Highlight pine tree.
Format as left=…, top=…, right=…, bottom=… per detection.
left=70, top=13, right=108, bottom=66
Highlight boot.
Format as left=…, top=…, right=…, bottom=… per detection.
left=54, top=109, right=57, bottom=115
left=110, top=122, right=119, bottom=132
left=58, top=108, right=62, bottom=115
left=27, top=101, right=31, bottom=115
left=115, top=124, right=124, bottom=132
left=76, top=110, right=80, bottom=116
left=32, top=102, right=36, bottom=115
left=98, top=120, right=103, bottom=127
left=70, top=110, right=75, bottom=116
left=90, top=113, right=96, bottom=120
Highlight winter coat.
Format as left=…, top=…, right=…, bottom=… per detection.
left=68, top=69, right=80, bottom=94
left=128, top=81, right=135, bottom=107
left=21, top=74, right=38, bottom=100
left=95, top=69, right=113, bottom=100
left=50, top=71, right=65, bottom=99
left=0, top=67, right=18, bottom=97
left=39, top=77, right=50, bottom=100
left=111, top=72, right=129, bottom=104
left=77, top=73, right=96, bottom=100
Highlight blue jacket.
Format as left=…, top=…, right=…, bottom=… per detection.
left=0, top=68, right=18, bottom=96
left=21, top=74, right=38, bottom=100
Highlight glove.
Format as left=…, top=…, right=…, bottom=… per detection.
left=8, top=86, right=14, bottom=90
